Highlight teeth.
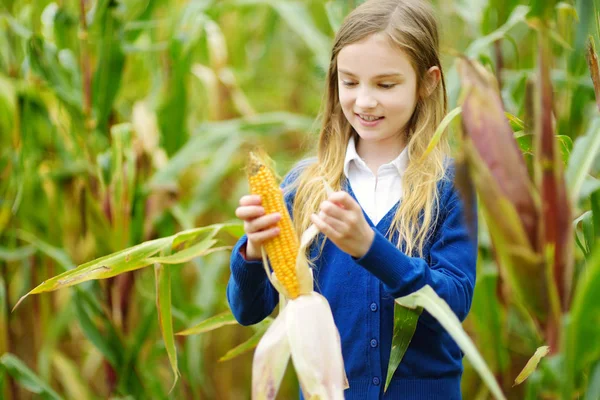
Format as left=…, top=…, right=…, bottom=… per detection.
left=359, top=114, right=381, bottom=121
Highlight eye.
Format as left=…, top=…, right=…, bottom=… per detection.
left=341, top=81, right=357, bottom=87
left=379, top=83, right=396, bottom=89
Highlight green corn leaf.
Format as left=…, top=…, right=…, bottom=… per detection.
left=566, top=117, right=600, bottom=202
left=563, top=247, right=600, bottom=399
left=51, top=352, right=93, bottom=400
left=0, top=353, right=63, bottom=400
left=118, top=302, right=156, bottom=389
left=324, top=1, right=346, bottom=32
left=16, top=230, right=74, bottom=270
left=395, top=286, right=506, bottom=400
left=585, top=362, right=600, bottom=400
left=219, top=318, right=273, bottom=362
left=592, top=190, right=600, bottom=241
left=155, top=263, right=179, bottom=393
left=384, top=304, right=422, bottom=392
left=13, top=224, right=231, bottom=310
left=74, top=291, right=123, bottom=368
left=27, top=35, right=81, bottom=111
left=0, top=277, right=7, bottom=357
left=147, top=241, right=229, bottom=265
left=91, top=0, right=126, bottom=133
left=513, top=346, right=550, bottom=386
left=469, top=264, right=509, bottom=374
left=148, top=112, right=313, bottom=190
left=466, top=6, right=530, bottom=57
left=177, top=311, right=239, bottom=336
left=0, top=246, right=36, bottom=262
left=188, top=137, right=243, bottom=218
left=421, top=107, right=462, bottom=161
left=270, top=2, right=330, bottom=71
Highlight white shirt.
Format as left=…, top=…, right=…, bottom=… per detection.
left=343, top=136, right=408, bottom=225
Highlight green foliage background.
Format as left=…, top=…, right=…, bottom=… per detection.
left=1, top=0, right=599, bottom=399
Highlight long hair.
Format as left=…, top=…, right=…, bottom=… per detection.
left=291, top=0, right=449, bottom=258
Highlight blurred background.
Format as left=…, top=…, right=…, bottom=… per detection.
left=1, top=0, right=599, bottom=399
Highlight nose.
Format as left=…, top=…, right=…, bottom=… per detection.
left=355, top=87, right=377, bottom=110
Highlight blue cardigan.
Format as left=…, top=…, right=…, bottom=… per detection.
left=227, top=162, right=477, bottom=399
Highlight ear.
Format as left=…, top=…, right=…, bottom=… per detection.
left=420, top=66, right=441, bottom=97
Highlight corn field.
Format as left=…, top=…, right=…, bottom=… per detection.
left=1, top=0, right=599, bottom=399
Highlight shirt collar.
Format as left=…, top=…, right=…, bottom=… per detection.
left=343, top=135, right=409, bottom=177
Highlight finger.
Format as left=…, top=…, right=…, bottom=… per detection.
left=318, top=210, right=348, bottom=235
left=311, top=213, right=342, bottom=241
left=235, top=205, right=265, bottom=220
left=248, top=226, right=280, bottom=244
left=239, top=195, right=262, bottom=206
left=245, top=213, right=281, bottom=233
left=328, top=191, right=359, bottom=211
left=320, top=200, right=348, bottom=221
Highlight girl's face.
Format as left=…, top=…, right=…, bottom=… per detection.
left=337, top=33, right=419, bottom=148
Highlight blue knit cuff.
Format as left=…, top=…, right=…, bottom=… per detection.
left=230, top=236, right=269, bottom=289
left=353, top=229, right=421, bottom=297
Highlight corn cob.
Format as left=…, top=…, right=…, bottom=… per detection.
left=248, top=153, right=300, bottom=299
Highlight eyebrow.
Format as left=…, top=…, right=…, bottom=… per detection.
left=338, top=69, right=403, bottom=79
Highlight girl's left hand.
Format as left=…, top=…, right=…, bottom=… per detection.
left=310, top=191, right=375, bottom=258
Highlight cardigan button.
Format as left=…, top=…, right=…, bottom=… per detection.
left=370, top=303, right=378, bottom=312
left=370, top=339, right=378, bottom=348
left=372, top=377, right=380, bottom=386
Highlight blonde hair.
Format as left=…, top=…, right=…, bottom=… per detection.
left=291, top=0, right=449, bottom=258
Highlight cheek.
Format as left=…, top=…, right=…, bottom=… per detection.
left=387, top=87, right=418, bottom=113
left=338, top=89, right=355, bottom=114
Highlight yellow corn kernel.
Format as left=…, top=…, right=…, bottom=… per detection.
left=248, top=153, right=300, bottom=299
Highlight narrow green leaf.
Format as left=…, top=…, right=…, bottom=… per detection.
left=51, top=352, right=92, bottom=400
left=563, top=247, right=600, bottom=399
left=188, top=137, right=243, bottom=218
left=74, top=292, right=122, bottom=367
left=384, top=304, right=422, bottom=391
left=148, top=241, right=229, bottom=265
left=17, top=230, right=73, bottom=269
left=176, top=311, right=239, bottom=336
left=469, top=265, right=509, bottom=374
left=566, top=117, right=600, bottom=201
left=27, top=35, right=81, bottom=110
left=420, top=107, right=461, bottom=161
left=14, top=224, right=231, bottom=310
left=14, top=236, right=169, bottom=304
left=0, top=277, right=7, bottom=357
left=91, top=1, right=126, bottom=133
left=592, top=190, right=600, bottom=240
left=513, top=346, right=550, bottom=386
left=0, top=353, right=63, bottom=400
left=154, top=264, right=179, bottom=392
left=0, top=246, right=36, bottom=262
left=271, top=2, right=330, bottom=70
left=324, top=1, right=345, bottom=32
left=396, top=286, right=506, bottom=400
left=466, top=6, right=530, bottom=57
left=585, top=361, right=600, bottom=400
left=219, top=318, right=273, bottom=362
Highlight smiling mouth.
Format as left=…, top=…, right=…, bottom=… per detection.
left=356, top=114, right=384, bottom=122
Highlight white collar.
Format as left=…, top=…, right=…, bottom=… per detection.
left=343, top=135, right=409, bottom=177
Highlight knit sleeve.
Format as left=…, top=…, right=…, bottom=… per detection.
left=226, top=235, right=279, bottom=326
left=353, top=179, right=478, bottom=332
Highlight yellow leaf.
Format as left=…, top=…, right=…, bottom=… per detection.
left=513, top=345, right=550, bottom=386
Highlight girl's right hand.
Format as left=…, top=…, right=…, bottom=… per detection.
left=235, top=194, right=282, bottom=261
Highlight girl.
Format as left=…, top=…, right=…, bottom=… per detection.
left=227, top=0, right=477, bottom=399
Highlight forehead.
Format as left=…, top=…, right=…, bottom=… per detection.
left=337, top=33, right=415, bottom=78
